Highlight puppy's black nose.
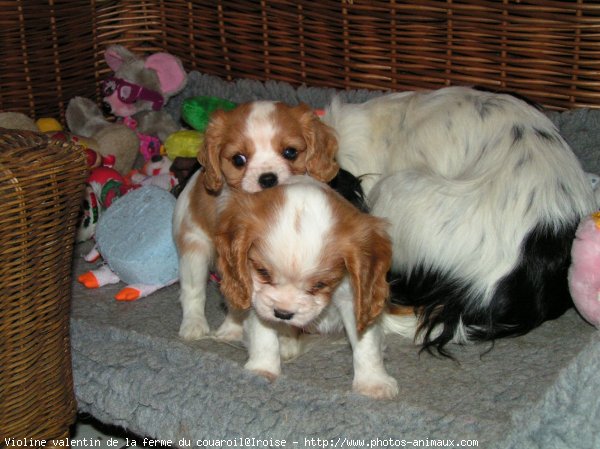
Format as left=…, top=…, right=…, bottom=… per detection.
left=259, top=172, right=278, bottom=189
left=274, top=309, right=294, bottom=321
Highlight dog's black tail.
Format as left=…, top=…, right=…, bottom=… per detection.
left=389, top=222, right=577, bottom=356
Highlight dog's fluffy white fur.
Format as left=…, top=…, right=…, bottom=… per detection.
left=215, top=176, right=397, bottom=398
left=323, top=86, right=597, bottom=350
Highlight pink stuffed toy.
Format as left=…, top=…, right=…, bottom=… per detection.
left=101, top=45, right=187, bottom=142
left=67, top=45, right=187, bottom=175
left=568, top=211, right=600, bottom=328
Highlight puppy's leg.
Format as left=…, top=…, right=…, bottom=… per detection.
left=278, top=326, right=302, bottom=361
left=350, top=323, right=398, bottom=399
left=244, top=311, right=281, bottom=382
left=214, top=309, right=245, bottom=341
left=335, top=286, right=398, bottom=399
left=177, top=240, right=212, bottom=340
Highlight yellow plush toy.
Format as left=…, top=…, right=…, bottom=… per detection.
left=164, top=129, right=203, bottom=160
left=35, top=117, right=63, bottom=133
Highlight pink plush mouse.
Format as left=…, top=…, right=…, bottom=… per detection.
left=101, top=45, right=188, bottom=142
left=568, top=211, right=600, bottom=328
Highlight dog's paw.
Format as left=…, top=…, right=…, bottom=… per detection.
left=279, top=334, right=302, bottom=361
left=353, top=373, right=399, bottom=400
left=179, top=316, right=210, bottom=340
left=214, top=319, right=244, bottom=342
left=245, top=360, right=280, bottom=382
left=247, top=368, right=279, bottom=383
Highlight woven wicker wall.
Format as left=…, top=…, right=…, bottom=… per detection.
left=1, top=0, right=599, bottom=120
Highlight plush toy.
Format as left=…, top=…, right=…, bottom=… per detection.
left=101, top=45, right=188, bottom=142
left=586, top=172, right=600, bottom=207
left=164, top=129, right=203, bottom=160
left=77, top=185, right=179, bottom=301
left=77, top=165, right=131, bottom=242
left=68, top=45, right=187, bottom=174
left=66, top=97, right=140, bottom=176
left=82, top=147, right=116, bottom=170
left=126, top=154, right=178, bottom=191
left=568, top=211, right=600, bottom=328
left=36, top=117, right=63, bottom=133
left=0, top=111, right=62, bottom=133
left=0, top=111, right=39, bottom=131
left=181, top=96, right=236, bottom=132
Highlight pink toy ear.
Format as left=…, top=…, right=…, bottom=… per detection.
left=144, top=53, right=186, bottom=94
left=105, top=45, right=134, bottom=71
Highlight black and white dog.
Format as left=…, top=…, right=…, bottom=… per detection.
left=323, top=86, right=596, bottom=353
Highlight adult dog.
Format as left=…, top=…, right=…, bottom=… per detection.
left=323, top=86, right=596, bottom=353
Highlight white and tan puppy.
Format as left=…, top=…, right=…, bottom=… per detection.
left=215, top=176, right=397, bottom=399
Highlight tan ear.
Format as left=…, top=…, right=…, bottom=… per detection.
left=214, top=201, right=254, bottom=310
left=294, top=103, right=339, bottom=182
left=198, top=109, right=227, bottom=192
left=343, top=217, right=392, bottom=332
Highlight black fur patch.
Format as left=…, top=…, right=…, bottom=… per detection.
left=328, top=168, right=369, bottom=213
left=472, top=86, right=544, bottom=111
left=389, top=222, right=577, bottom=355
left=534, top=127, right=559, bottom=143
left=511, top=124, right=525, bottom=145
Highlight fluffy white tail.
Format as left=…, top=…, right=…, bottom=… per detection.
left=380, top=309, right=419, bottom=340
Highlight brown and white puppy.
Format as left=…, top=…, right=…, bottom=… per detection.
left=215, top=176, right=398, bottom=399
left=173, top=101, right=338, bottom=340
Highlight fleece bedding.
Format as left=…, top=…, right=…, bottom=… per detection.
left=71, top=73, right=600, bottom=449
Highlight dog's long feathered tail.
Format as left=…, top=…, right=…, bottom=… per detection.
left=387, top=221, right=578, bottom=356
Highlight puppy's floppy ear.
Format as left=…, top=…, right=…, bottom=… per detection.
left=215, top=197, right=254, bottom=310
left=294, top=103, right=339, bottom=183
left=343, top=216, right=392, bottom=332
left=198, top=109, right=227, bottom=192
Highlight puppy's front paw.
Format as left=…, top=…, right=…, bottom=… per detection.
left=353, top=373, right=399, bottom=400
left=248, top=369, right=279, bottom=383
left=179, top=316, right=210, bottom=340
left=245, top=360, right=280, bottom=383
left=279, top=334, right=302, bottom=361
left=214, top=319, right=244, bottom=342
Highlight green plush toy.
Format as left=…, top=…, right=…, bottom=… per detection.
left=182, top=96, right=237, bottom=132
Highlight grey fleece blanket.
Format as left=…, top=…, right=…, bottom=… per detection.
left=71, top=73, right=600, bottom=448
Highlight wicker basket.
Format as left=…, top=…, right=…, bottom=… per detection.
left=1, top=0, right=599, bottom=122
left=0, top=129, right=87, bottom=444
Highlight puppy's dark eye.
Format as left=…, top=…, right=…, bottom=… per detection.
left=308, top=281, right=327, bottom=295
left=232, top=154, right=247, bottom=167
left=282, top=147, right=298, bottom=161
left=255, top=267, right=272, bottom=284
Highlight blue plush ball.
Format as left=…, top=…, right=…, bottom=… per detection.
left=95, top=185, right=179, bottom=285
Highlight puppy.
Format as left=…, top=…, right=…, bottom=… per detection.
left=215, top=176, right=398, bottom=399
left=173, top=101, right=338, bottom=340
left=323, top=86, right=597, bottom=353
